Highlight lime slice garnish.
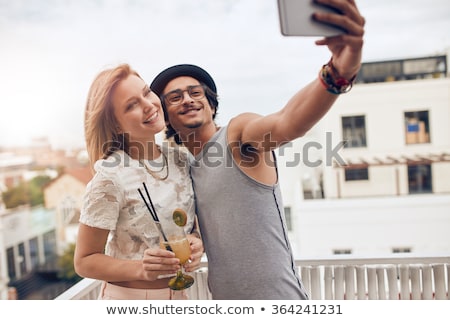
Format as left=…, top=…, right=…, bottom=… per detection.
left=173, top=208, right=187, bottom=227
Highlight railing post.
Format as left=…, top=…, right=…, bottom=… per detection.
left=447, top=264, right=450, bottom=300
left=355, top=265, right=366, bottom=300
left=310, top=266, right=322, bottom=300
left=386, top=265, right=399, bottom=300
left=432, top=264, right=446, bottom=300
left=300, top=266, right=311, bottom=298
left=188, top=268, right=211, bottom=300
left=376, top=266, right=387, bottom=300
left=334, top=266, right=344, bottom=299
left=345, top=266, right=355, bottom=300
left=399, top=264, right=410, bottom=300
left=367, top=266, right=377, bottom=300
left=324, top=266, right=333, bottom=300
left=422, top=265, right=433, bottom=300
left=410, top=265, right=422, bottom=300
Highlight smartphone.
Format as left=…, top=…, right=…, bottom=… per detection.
left=277, top=0, right=345, bottom=37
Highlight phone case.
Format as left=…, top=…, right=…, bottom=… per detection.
left=277, top=0, right=345, bottom=37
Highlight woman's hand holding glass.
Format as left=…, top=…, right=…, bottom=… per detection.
left=137, top=185, right=201, bottom=289
left=141, top=247, right=180, bottom=282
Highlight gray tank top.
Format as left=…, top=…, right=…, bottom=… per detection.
left=190, top=126, right=309, bottom=299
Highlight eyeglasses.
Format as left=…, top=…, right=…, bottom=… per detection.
left=162, top=85, right=206, bottom=106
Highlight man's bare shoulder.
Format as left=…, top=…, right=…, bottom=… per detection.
left=228, top=112, right=262, bottom=132
left=227, top=112, right=262, bottom=143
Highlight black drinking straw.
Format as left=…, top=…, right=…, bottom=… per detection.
left=138, top=185, right=158, bottom=221
left=143, top=182, right=158, bottom=221
left=138, top=182, right=170, bottom=246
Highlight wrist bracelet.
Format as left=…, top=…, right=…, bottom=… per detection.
left=319, top=58, right=356, bottom=94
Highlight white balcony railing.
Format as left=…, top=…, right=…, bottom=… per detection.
left=55, top=255, right=449, bottom=300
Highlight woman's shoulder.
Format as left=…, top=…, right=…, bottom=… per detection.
left=160, top=143, right=189, bottom=166
left=93, top=150, right=138, bottom=175
left=88, top=150, right=143, bottom=195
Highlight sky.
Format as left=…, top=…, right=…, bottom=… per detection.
left=0, top=0, right=449, bottom=149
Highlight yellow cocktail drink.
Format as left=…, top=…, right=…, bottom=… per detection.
left=161, top=237, right=191, bottom=264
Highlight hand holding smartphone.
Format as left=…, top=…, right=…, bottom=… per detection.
left=277, top=0, right=345, bottom=37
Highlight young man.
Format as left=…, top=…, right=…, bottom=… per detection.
left=151, top=0, right=365, bottom=299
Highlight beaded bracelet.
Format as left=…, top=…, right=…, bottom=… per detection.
left=319, top=59, right=356, bottom=94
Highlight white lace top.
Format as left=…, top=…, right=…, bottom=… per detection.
left=80, top=145, right=195, bottom=260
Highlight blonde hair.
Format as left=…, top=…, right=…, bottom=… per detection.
left=84, top=63, right=141, bottom=169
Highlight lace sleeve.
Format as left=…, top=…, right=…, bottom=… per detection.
left=80, top=172, right=123, bottom=230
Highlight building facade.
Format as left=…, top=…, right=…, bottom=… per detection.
left=277, top=52, right=450, bottom=258
left=43, top=167, right=92, bottom=253
left=0, top=206, right=57, bottom=299
left=0, top=145, right=89, bottom=299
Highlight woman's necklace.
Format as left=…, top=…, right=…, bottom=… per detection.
left=139, top=149, right=169, bottom=181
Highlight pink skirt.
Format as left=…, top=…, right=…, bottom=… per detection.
left=98, top=282, right=188, bottom=300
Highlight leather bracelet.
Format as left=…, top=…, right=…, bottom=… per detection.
left=319, top=58, right=356, bottom=94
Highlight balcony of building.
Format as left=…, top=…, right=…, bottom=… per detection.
left=55, top=255, right=449, bottom=300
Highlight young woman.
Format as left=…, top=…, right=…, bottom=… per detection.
left=74, top=63, right=203, bottom=300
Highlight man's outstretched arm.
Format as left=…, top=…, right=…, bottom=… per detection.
left=237, top=0, right=365, bottom=151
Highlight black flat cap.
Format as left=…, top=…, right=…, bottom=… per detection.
left=150, top=64, right=217, bottom=96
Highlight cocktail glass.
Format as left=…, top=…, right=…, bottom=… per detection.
left=159, top=221, right=194, bottom=291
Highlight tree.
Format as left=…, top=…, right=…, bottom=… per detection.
left=58, top=243, right=82, bottom=282
left=2, top=183, right=28, bottom=208
left=1, top=175, right=52, bottom=209
left=29, top=175, right=52, bottom=206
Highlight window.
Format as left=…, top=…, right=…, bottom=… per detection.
left=404, top=111, right=430, bottom=144
left=18, top=243, right=26, bottom=276
left=356, top=55, right=447, bottom=83
left=408, top=164, right=432, bottom=194
left=392, top=247, right=412, bottom=254
left=7, top=247, right=16, bottom=280
left=43, top=230, right=57, bottom=261
left=345, top=168, right=369, bottom=181
left=29, top=237, right=39, bottom=269
left=333, top=249, right=352, bottom=255
left=342, top=115, right=367, bottom=148
left=284, top=207, right=292, bottom=231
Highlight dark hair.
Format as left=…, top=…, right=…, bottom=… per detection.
left=163, top=82, right=219, bottom=144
